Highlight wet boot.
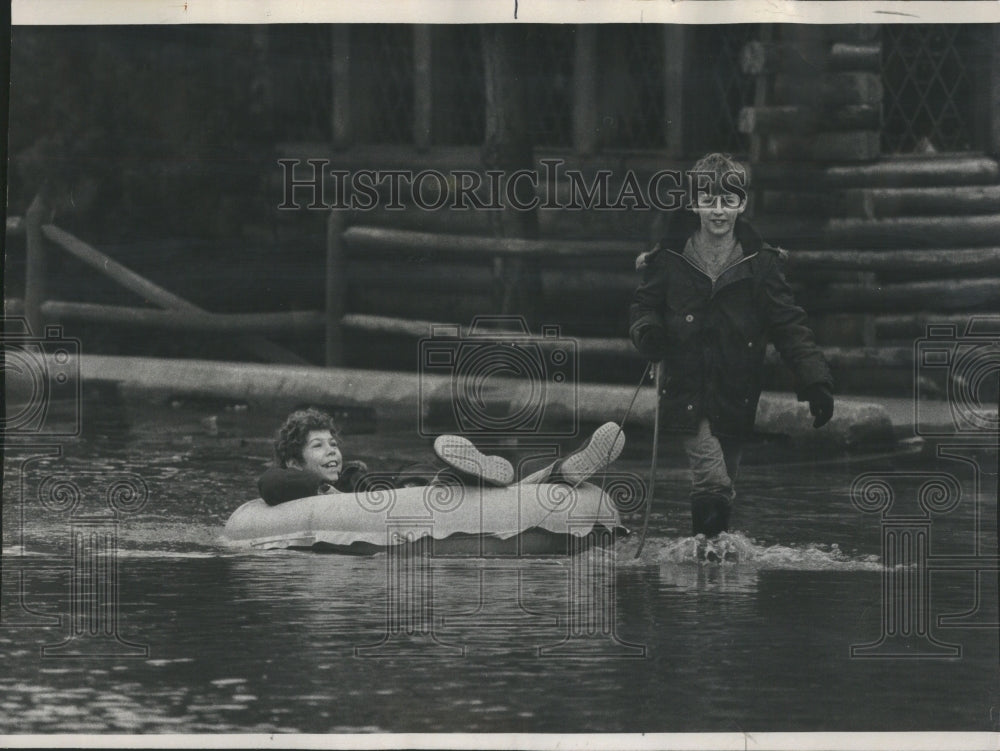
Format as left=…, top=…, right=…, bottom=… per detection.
left=690, top=493, right=732, bottom=538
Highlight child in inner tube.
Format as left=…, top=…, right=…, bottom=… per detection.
left=257, top=407, right=625, bottom=506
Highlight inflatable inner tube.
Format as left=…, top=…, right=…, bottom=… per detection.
left=223, top=482, right=628, bottom=556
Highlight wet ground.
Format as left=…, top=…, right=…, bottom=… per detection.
left=1, top=396, right=997, bottom=733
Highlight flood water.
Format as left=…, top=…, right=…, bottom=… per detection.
left=2, top=396, right=997, bottom=734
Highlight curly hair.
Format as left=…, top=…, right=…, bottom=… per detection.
left=273, top=408, right=341, bottom=468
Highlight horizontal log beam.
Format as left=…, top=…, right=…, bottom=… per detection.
left=340, top=312, right=913, bottom=370
left=40, top=301, right=325, bottom=333
left=346, top=237, right=1000, bottom=314
left=786, top=247, right=1000, bottom=276
left=341, top=313, right=634, bottom=357
left=344, top=226, right=642, bottom=259
left=806, top=278, right=1000, bottom=313
left=875, top=313, right=1000, bottom=341
left=823, top=215, right=1000, bottom=249
left=824, top=156, right=1000, bottom=189
left=348, top=205, right=493, bottom=236
left=829, top=42, right=881, bottom=71
left=8, top=299, right=931, bottom=374
left=344, top=226, right=1000, bottom=278
left=739, top=104, right=880, bottom=134
left=345, top=217, right=1000, bottom=274
left=768, top=193, right=1000, bottom=228
left=773, top=72, right=882, bottom=107
left=764, top=130, right=880, bottom=162
left=77, top=354, right=897, bottom=446
left=839, top=185, right=1000, bottom=219
left=740, top=105, right=807, bottom=134
left=751, top=155, right=1000, bottom=189
left=350, top=202, right=651, bottom=242
left=741, top=40, right=880, bottom=76
left=774, top=345, right=914, bottom=369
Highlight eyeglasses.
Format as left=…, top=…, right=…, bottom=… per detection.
left=693, top=192, right=744, bottom=210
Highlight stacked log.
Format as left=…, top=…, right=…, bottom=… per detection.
left=738, top=29, right=883, bottom=164
left=740, top=40, right=881, bottom=77
left=740, top=25, right=1000, bottom=369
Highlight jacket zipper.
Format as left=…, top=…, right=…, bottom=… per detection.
left=666, top=249, right=759, bottom=298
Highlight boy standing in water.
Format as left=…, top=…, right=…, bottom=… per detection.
left=629, top=153, right=834, bottom=538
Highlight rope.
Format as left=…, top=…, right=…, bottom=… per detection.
left=528, top=361, right=654, bottom=531
left=584, top=361, right=652, bottom=492
left=634, top=362, right=660, bottom=559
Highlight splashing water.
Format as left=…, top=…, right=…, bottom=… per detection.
left=619, top=530, right=883, bottom=571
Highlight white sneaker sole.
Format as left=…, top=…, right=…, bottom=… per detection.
left=433, top=435, right=515, bottom=487
left=559, top=422, right=625, bottom=485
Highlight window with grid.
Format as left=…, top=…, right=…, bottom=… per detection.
left=881, top=25, right=977, bottom=154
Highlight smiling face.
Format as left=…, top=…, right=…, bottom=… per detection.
left=289, top=429, right=342, bottom=483
left=693, top=191, right=746, bottom=240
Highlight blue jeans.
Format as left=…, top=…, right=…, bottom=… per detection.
left=681, top=419, right=743, bottom=536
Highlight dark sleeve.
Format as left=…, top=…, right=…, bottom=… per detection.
left=760, top=255, right=833, bottom=398
left=257, top=467, right=324, bottom=506
left=628, top=257, right=668, bottom=358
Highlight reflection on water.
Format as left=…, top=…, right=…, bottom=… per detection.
left=1, top=401, right=997, bottom=733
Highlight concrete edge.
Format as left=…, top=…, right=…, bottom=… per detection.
left=79, top=355, right=897, bottom=450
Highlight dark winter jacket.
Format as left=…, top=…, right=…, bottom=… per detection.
left=629, top=213, right=832, bottom=439
left=258, top=467, right=329, bottom=506
left=257, top=462, right=372, bottom=506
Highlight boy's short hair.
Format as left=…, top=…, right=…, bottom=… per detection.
left=274, top=408, right=340, bottom=468
left=688, top=152, right=748, bottom=205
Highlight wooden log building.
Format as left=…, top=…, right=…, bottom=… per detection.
left=266, top=23, right=1000, bottom=396
left=11, top=24, right=999, bottom=397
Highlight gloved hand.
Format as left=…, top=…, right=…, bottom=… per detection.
left=803, top=383, right=834, bottom=428
left=635, top=325, right=668, bottom=361
left=335, top=460, right=370, bottom=493
left=635, top=248, right=659, bottom=272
